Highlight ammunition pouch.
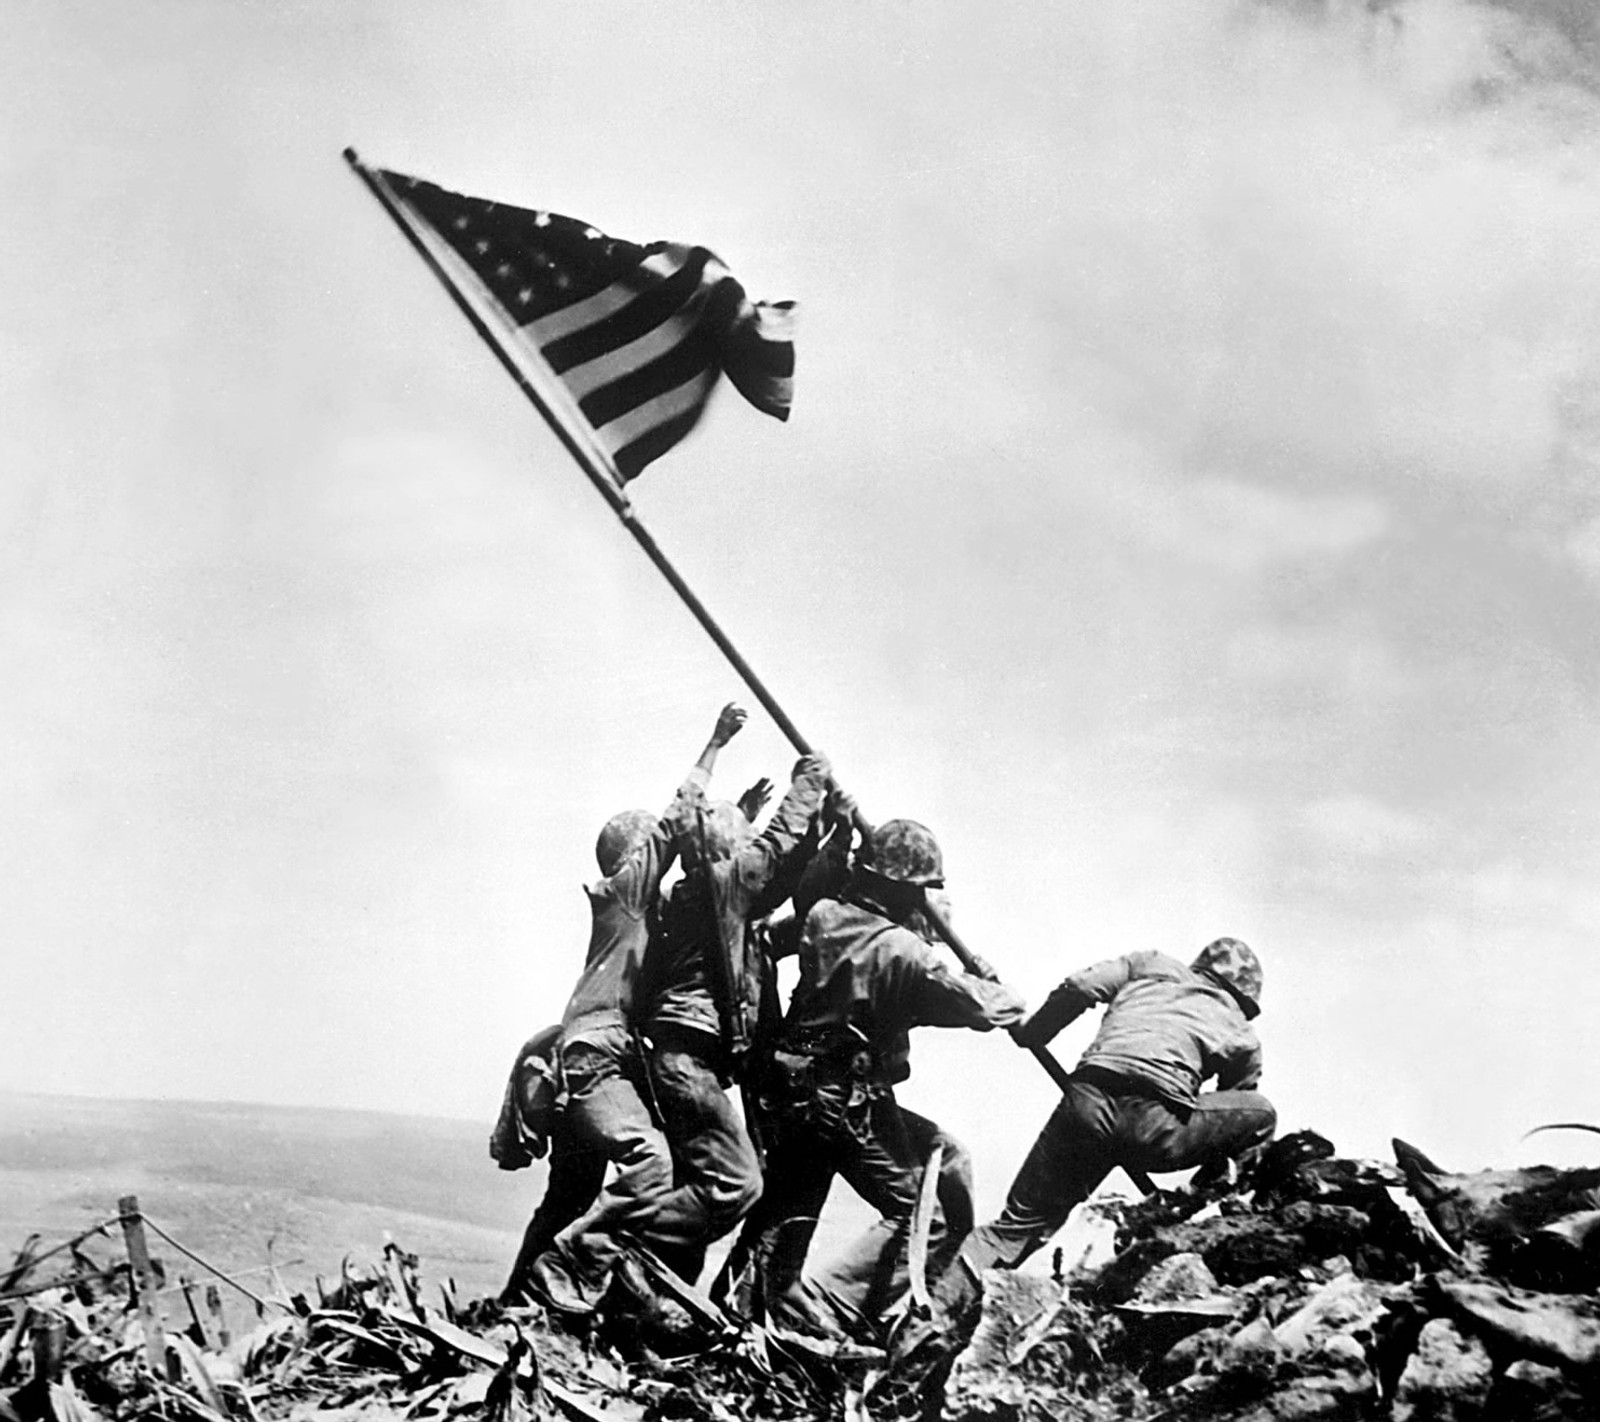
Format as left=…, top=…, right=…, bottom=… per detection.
left=491, top=1043, right=564, bottom=1169
left=758, top=1026, right=882, bottom=1127
left=767, top=1046, right=818, bottom=1110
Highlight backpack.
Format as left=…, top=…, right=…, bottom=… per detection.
left=489, top=1026, right=563, bottom=1169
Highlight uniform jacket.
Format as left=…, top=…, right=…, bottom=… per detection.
left=782, top=896, right=1025, bottom=1087
left=1020, top=949, right=1262, bottom=1110
left=642, top=761, right=829, bottom=1067
left=558, top=769, right=708, bottom=1049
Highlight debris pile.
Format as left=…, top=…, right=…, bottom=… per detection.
left=0, top=1223, right=882, bottom=1422
left=938, top=1130, right=1600, bottom=1421
left=3, top=1132, right=1599, bottom=1422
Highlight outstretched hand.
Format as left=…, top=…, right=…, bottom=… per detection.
left=736, top=776, right=775, bottom=823
left=712, top=702, right=748, bottom=747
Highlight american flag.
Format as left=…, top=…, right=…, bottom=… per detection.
left=371, top=167, right=795, bottom=484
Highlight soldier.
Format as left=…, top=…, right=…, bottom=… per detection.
left=633, top=750, right=833, bottom=1283
left=524, top=704, right=745, bottom=1316
left=934, top=937, right=1276, bottom=1319
left=729, top=818, right=1027, bottom=1341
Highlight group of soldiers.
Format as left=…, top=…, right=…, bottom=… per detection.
left=490, top=703, right=1278, bottom=1345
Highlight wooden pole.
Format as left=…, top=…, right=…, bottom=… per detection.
left=205, top=1284, right=230, bottom=1349
left=118, top=1196, right=173, bottom=1379
left=2, top=1235, right=40, bottom=1294
left=178, top=1275, right=210, bottom=1350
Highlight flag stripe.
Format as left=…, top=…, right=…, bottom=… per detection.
left=580, top=324, right=719, bottom=431
left=543, top=248, right=712, bottom=374
left=559, top=283, right=713, bottom=402
left=600, top=369, right=719, bottom=453
left=524, top=280, right=639, bottom=347
left=613, top=408, right=705, bottom=483
left=605, top=374, right=720, bottom=475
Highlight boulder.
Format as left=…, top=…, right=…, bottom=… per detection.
left=1487, top=1358, right=1592, bottom=1420
left=1271, top=1270, right=1393, bottom=1358
left=1392, top=1318, right=1492, bottom=1422
left=1436, top=1277, right=1600, bottom=1370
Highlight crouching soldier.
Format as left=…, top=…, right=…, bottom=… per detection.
left=730, top=819, right=1026, bottom=1342
left=934, top=937, right=1277, bottom=1318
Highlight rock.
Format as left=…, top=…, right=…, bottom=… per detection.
left=1278, top=1202, right=1372, bottom=1259
left=1114, top=1250, right=1240, bottom=1354
left=1269, top=1371, right=1375, bottom=1419
left=1052, top=1199, right=1122, bottom=1280
left=942, top=1271, right=1139, bottom=1422
left=1221, top=1315, right=1284, bottom=1382
left=1509, top=1207, right=1600, bottom=1293
left=1272, top=1271, right=1393, bottom=1357
left=1392, top=1318, right=1492, bottom=1422
left=1392, top=1139, right=1600, bottom=1275
left=1130, top=1251, right=1220, bottom=1304
left=1147, top=1323, right=1230, bottom=1390
left=1488, top=1358, right=1594, bottom=1420
left=1309, top=1332, right=1368, bottom=1372
left=953, top=1270, right=1061, bottom=1372
left=1203, top=1219, right=1325, bottom=1286
left=1436, top=1277, right=1600, bottom=1370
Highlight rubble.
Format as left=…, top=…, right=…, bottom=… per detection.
left=936, top=1131, right=1600, bottom=1421
left=3, top=1130, right=1600, bottom=1422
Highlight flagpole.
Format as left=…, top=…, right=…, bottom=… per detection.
left=344, top=148, right=1084, bottom=1106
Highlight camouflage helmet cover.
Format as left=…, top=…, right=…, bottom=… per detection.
left=1191, top=937, right=1263, bottom=1019
left=595, top=809, right=660, bottom=877
left=864, top=819, right=945, bottom=888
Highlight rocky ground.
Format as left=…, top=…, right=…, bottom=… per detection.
left=3, top=1130, right=1598, bottom=1421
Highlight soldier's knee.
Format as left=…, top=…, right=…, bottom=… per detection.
left=697, top=1155, right=764, bottom=1229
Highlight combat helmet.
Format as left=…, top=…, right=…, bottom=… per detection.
left=862, top=819, right=945, bottom=888
left=1191, top=937, right=1263, bottom=1020
left=595, top=810, right=660, bottom=877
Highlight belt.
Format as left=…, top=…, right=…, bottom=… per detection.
left=1073, top=1064, right=1158, bottom=1098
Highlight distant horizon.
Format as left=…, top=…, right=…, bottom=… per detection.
left=0, top=1085, right=493, bottom=1130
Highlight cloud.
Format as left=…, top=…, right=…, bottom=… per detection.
left=942, top=0, right=1600, bottom=507
left=1133, top=477, right=1393, bottom=572
left=1565, top=516, right=1600, bottom=582
left=1469, top=855, right=1600, bottom=933
left=1302, top=792, right=1434, bottom=854
left=1226, top=623, right=1412, bottom=701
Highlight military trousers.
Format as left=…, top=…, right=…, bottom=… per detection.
left=530, top=1033, right=676, bottom=1312
left=732, top=1083, right=972, bottom=1338
left=948, top=1069, right=1275, bottom=1307
left=646, top=1029, right=763, bottom=1283
left=502, top=1129, right=606, bottom=1303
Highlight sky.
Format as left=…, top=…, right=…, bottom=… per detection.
left=4, top=0, right=1600, bottom=1207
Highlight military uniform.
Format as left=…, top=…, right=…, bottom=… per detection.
left=732, top=891, right=1025, bottom=1336
left=945, top=942, right=1275, bottom=1307
left=636, top=758, right=831, bottom=1281
left=525, top=770, right=708, bottom=1312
